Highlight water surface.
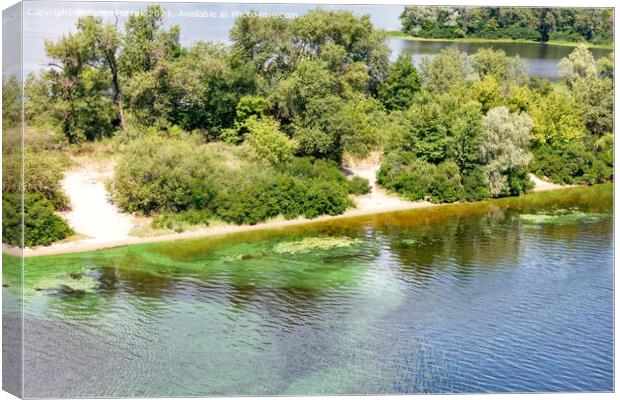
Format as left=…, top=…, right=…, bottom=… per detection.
left=3, top=185, right=613, bottom=397
left=389, top=38, right=613, bottom=78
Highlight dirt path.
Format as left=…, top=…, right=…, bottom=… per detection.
left=343, top=152, right=431, bottom=212
left=55, top=160, right=135, bottom=248
left=529, top=173, right=568, bottom=192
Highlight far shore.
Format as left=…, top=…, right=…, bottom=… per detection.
left=385, top=31, right=614, bottom=50
left=5, top=176, right=576, bottom=258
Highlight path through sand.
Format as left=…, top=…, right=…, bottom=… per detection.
left=58, top=162, right=135, bottom=245
left=344, top=155, right=430, bottom=212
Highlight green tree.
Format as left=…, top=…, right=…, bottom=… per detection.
left=77, top=16, right=126, bottom=127
left=245, top=116, right=296, bottom=165
left=119, top=5, right=181, bottom=77
left=480, top=107, right=533, bottom=196
left=44, top=28, right=117, bottom=142
left=420, top=47, right=474, bottom=92
left=529, top=89, right=586, bottom=145
left=2, top=76, right=21, bottom=131
left=379, top=53, right=421, bottom=110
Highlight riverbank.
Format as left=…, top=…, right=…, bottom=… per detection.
left=386, top=31, right=614, bottom=50
left=6, top=172, right=572, bottom=258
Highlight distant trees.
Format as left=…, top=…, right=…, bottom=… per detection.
left=400, top=7, right=613, bottom=45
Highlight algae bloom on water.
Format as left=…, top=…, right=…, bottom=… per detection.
left=273, top=236, right=362, bottom=254
left=519, top=211, right=604, bottom=225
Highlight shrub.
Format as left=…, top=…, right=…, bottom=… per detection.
left=3, top=194, right=73, bottom=247
left=3, top=150, right=70, bottom=211
left=348, top=176, right=371, bottom=195
left=462, top=167, right=490, bottom=201
left=151, top=209, right=212, bottom=232
left=112, top=135, right=215, bottom=214
left=304, top=180, right=354, bottom=218
left=245, top=117, right=296, bottom=165
left=530, top=141, right=612, bottom=185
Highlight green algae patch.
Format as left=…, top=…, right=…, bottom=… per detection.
left=31, top=272, right=99, bottom=294
left=520, top=211, right=604, bottom=225
left=273, top=236, right=361, bottom=254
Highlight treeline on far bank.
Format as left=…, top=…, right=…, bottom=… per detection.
left=1, top=6, right=614, bottom=247
left=399, top=7, right=613, bottom=45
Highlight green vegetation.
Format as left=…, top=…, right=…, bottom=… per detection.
left=3, top=194, right=73, bottom=247
left=399, top=7, right=613, bottom=45
left=377, top=45, right=612, bottom=202
left=4, top=6, right=614, bottom=246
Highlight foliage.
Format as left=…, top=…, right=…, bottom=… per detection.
left=111, top=134, right=354, bottom=225
left=231, top=8, right=390, bottom=90
left=481, top=107, right=533, bottom=196
left=111, top=135, right=215, bottom=214
left=419, top=47, right=474, bottom=92
left=2, top=76, right=21, bottom=131
left=400, top=7, right=613, bottom=45
left=151, top=209, right=212, bottom=232
left=2, top=194, right=73, bottom=247
left=529, top=89, right=586, bottom=145
left=377, top=153, right=463, bottom=203
left=348, top=176, right=371, bottom=195
left=379, top=54, right=421, bottom=111
left=245, top=116, right=296, bottom=165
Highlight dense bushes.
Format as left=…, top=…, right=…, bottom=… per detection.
left=111, top=135, right=215, bottom=213
left=111, top=136, right=356, bottom=227
left=2, top=194, right=73, bottom=247
left=377, top=154, right=463, bottom=203
left=2, top=129, right=73, bottom=247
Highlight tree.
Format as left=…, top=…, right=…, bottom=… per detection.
left=43, top=18, right=120, bottom=143
left=571, top=76, right=613, bottom=136
left=529, top=89, right=586, bottom=145
left=379, top=53, right=421, bottom=111
left=125, top=42, right=255, bottom=132
left=2, top=76, right=21, bottom=131
left=557, top=45, right=597, bottom=84
left=231, top=9, right=390, bottom=91
left=77, top=16, right=126, bottom=127
left=119, top=5, right=181, bottom=78
left=481, top=107, right=533, bottom=196
left=245, top=116, right=296, bottom=165
left=274, top=60, right=336, bottom=120
left=420, top=47, right=474, bottom=92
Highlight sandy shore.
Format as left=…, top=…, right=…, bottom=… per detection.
left=8, top=164, right=569, bottom=257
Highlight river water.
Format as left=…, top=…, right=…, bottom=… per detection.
left=388, top=38, right=612, bottom=78
left=3, top=184, right=612, bottom=397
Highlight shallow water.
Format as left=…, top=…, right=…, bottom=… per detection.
left=4, top=185, right=613, bottom=397
left=388, top=38, right=613, bottom=78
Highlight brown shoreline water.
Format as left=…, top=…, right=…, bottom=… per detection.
left=9, top=184, right=598, bottom=258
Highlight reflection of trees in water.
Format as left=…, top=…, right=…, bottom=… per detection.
left=381, top=205, right=524, bottom=283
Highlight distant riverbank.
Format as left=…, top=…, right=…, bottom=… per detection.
left=386, top=31, right=614, bottom=50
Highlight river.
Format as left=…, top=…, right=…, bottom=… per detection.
left=3, top=184, right=613, bottom=397
left=388, top=38, right=612, bottom=78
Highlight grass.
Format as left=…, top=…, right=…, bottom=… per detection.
left=386, top=31, right=614, bottom=50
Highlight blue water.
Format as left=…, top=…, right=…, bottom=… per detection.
left=8, top=186, right=614, bottom=397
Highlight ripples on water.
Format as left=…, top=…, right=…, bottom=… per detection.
left=5, top=185, right=613, bottom=397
